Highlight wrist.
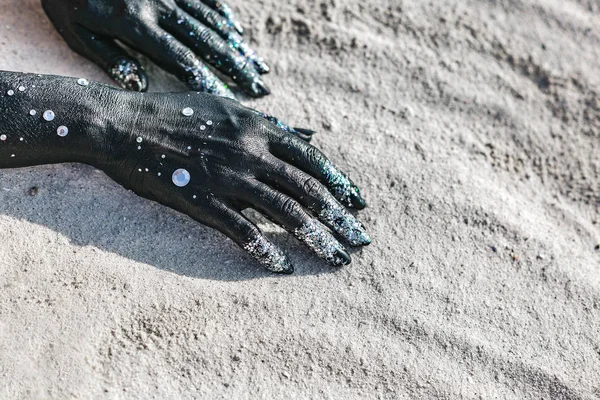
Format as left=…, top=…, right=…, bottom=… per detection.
left=0, top=71, right=125, bottom=168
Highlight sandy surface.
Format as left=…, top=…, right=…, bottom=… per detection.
left=0, top=0, right=599, bottom=398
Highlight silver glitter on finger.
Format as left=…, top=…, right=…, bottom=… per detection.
left=184, top=59, right=235, bottom=99
left=43, top=110, right=55, bottom=121
left=318, top=198, right=371, bottom=246
left=244, top=237, right=292, bottom=273
left=172, top=168, right=191, bottom=187
left=108, top=59, right=147, bottom=92
left=294, top=220, right=350, bottom=266
left=322, top=160, right=361, bottom=207
left=226, top=32, right=270, bottom=73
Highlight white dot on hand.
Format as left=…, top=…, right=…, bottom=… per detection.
left=57, top=126, right=68, bottom=137
left=43, top=110, right=55, bottom=121
left=172, top=168, right=191, bottom=187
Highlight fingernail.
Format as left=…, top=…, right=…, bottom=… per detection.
left=350, top=188, right=367, bottom=210
left=319, top=199, right=371, bottom=247
left=233, top=20, right=244, bottom=35
left=293, top=128, right=317, bottom=136
left=250, top=78, right=271, bottom=97
left=322, top=160, right=368, bottom=208
left=108, top=59, right=148, bottom=92
left=254, top=59, right=271, bottom=74
left=334, top=249, right=352, bottom=266
left=295, top=221, right=351, bottom=266
left=244, top=237, right=294, bottom=273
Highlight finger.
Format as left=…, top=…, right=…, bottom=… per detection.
left=161, top=13, right=270, bottom=97
left=191, top=202, right=293, bottom=273
left=258, top=160, right=371, bottom=247
left=270, top=134, right=367, bottom=209
left=252, top=110, right=314, bottom=142
left=240, top=180, right=351, bottom=266
left=176, top=0, right=270, bottom=73
left=133, top=30, right=234, bottom=98
left=59, top=26, right=148, bottom=91
left=201, top=0, right=244, bottom=35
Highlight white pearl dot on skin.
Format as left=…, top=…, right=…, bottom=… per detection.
left=145, top=168, right=149, bottom=172
left=57, top=126, right=68, bottom=137
left=161, top=155, right=166, bottom=159
left=77, top=78, right=89, bottom=86
left=10, top=154, right=15, bottom=158
left=18, top=86, right=25, bottom=92
left=7, top=90, right=14, bottom=96
left=193, top=195, right=197, bottom=199
left=19, top=138, right=23, bottom=141
left=182, top=107, right=194, bottom=117
left=136, top=137, right=143, bottom=143
left=206, top=120, right=213, bottom=125
left=29, top=110, right=36, bottom=116
left=138, top=168, right=142, bottom=172
left=187, top=146, right=192, bottom=150
left=0, top=135, right=7, bottom=141
left=157, top=172, right=162, bottom=177
left=43, top=110, right=55, bottom=121
left=200, top=125, right=206, bottom=130
left=137, top=146, right=141, bottom=150
left=172, top=168, right=191, bottom=187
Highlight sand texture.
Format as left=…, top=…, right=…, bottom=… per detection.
left=0, top=0, right=599, bottom=398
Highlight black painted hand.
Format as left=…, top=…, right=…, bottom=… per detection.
left=41, top=0, right=270, bottom=98
left=0, top=73, right=367, bottom=273
left=92, top=91, right=370, bottom=272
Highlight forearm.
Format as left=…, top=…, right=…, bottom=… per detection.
left=0, top=70, right=121, bottom=168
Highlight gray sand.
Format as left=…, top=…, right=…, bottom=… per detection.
left=0, top=0, right=599, bottom=398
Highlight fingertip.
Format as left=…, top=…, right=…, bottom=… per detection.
left=233, top=21, right=244, bottom=35
left=350, top=191, right=367, bottom=209
left=244, top=235, right=292, bottom=274
left=334, top=248, right=352, bottom=266
left=255, top=60, right=271, bottom=74
left=293, top=128, right=317, bottom=136
left=108, top=58, right=148, bottom=92
left=354, top=232, right=372, bottom=247
left=250, top=78, right=271, bottom=97
left=132, top=70, right=149, bottom=92
left=278, top=263, right=295, bottom=274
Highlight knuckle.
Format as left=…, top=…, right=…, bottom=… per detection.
left=276, top=195, right=299, bottom=218
left=172, top=46, right=196, bottom=65
left=304, top=145, right=323, bottom=166
left=302, top=177, right=322, bottom=198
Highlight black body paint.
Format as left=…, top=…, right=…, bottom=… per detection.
left=0, top=71, right=369, bottom=273
left=41, top=0, right=269, bottom=97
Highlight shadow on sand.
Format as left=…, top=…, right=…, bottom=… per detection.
left=0, top=164, right=354, bottom=281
